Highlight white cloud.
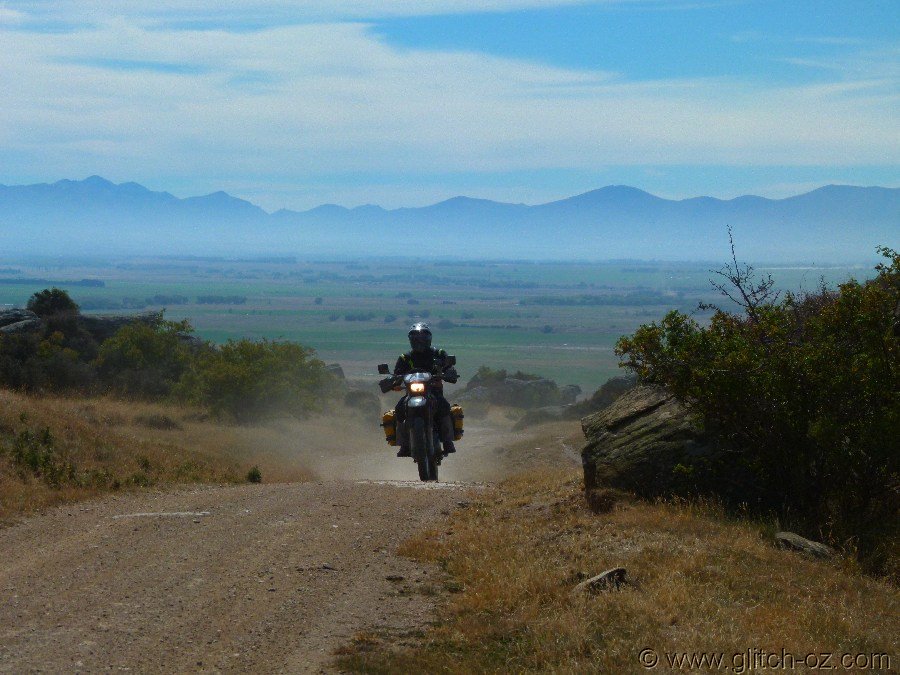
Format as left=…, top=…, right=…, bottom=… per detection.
left=2, top=0, right=607, bottom=24
left=0, top=18, right=896, bottom=207
left=0, top=4, right=24, bottom=23
left=782, top=46, right=900, bottom=81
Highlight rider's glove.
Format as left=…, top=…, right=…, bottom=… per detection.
left=443, top=367, right=459, bottom=383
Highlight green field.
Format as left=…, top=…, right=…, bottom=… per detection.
left=0, top=256, right=874, bottom=394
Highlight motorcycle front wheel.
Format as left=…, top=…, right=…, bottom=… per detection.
left=411, top=417, right=437, bottom=482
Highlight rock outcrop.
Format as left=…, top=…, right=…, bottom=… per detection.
left=571, top=567, right=628, bottom=594
left=326, top=363, right=346, bottom=380
left=513, top=374, right=637, bottom=430
left=580, top=385, right=721, bottom=497
left=0, top=309, right=42, bottom=334
left=774, top=531, right=835, bottom=558
left=570, top=374, right=637, bottom=416
left=458, top=376, right=563, bottom=409
left=0, top=308, right=158, bottom=342
left=559, top=384, right=582, bottom=406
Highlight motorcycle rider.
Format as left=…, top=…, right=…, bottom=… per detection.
left=393, top=322, right=459, bottom=458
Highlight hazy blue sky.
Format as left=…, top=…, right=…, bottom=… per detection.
left=0, top=1, right=897, bottom=210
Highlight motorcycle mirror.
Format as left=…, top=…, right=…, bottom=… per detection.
left=377, top=363, right=390, bottom=375
left=446, top=355, right=456, bottom=367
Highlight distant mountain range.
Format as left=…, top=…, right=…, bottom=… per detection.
left=1, top=176, right=896, bottom=262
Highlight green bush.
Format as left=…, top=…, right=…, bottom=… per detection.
left=177, top=338, right=338, bottom=422
left=0, top=330, right=96, bottom=393
left=615, top=247, right=899, bottom=575
left=2, top=292, right=340, bottom=425
left=7, top=426, right=76, bottom=488
left=26, top=287, right=79, bottom=317
left=96, top=315, right=197, bottom=398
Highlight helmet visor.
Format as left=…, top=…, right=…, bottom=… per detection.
left=408, top=329, right=432, bottom=352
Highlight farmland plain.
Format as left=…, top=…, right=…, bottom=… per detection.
left=0, top=256, right=874, bottom=394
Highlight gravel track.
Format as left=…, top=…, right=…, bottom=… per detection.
left=0, top=414, right=580, bottom=673
left=0, top=480, right=473, bottom=673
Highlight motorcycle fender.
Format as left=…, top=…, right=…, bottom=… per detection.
left=408, top=396, right=427, bottom=407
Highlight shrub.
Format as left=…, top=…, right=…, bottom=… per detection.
left=177, top=338, right=338, bottom=422
left=26, top=288, right=79, bottom=317
left=0, top=330, right=95, bottom=393
left=615, top=246, right=899, bottom=575
left=246, top=466, right=262, bottom=483
left=344, top=312, right=376, bottom=322
left=96, top=315, right=196, bottom=398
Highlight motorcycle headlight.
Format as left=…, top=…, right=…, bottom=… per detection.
left=409, top=382, right=425, bottom=394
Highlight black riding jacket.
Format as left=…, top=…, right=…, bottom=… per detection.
left=393, top=347, right=459, bottom=385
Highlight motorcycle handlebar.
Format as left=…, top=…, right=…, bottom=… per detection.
left=377, top=362, right=458, bottom=392
left=378, top=370, right=456, bottom=392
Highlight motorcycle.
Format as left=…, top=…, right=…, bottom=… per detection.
left=377, top=356, right=457, bottom=482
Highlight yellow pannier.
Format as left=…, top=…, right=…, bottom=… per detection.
left=450, top=404, right=464, bottom=441
left=381, top=409, right=398, bottom=446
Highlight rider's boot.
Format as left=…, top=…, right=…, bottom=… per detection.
left=440, top=417, right=456, bottom=456
left=395, top=418, right=410, bottom=456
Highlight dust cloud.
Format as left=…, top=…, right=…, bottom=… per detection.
left=247, top=406, right=581, bottom=484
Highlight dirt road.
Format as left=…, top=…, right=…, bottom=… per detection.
left=0, top=480, right=475, bottom=673
left=0, top=411, right=581, bottom=673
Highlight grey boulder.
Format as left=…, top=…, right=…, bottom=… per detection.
left=774, top=531, right=835, bottom=558
left=580, top=385, right=723, bottom=497
left=0, top=309, right=41, bottom=334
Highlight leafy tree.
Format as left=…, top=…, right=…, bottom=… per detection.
left=0, top=288, right=100, bottom=391
left=616, top=247, right=899, bottom=575
left=26, top=288, right=79, bottom=317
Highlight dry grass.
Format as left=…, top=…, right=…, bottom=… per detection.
left=0, top=390, right=316, bottom=521
left=341, top=469, right=899, bottom=673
